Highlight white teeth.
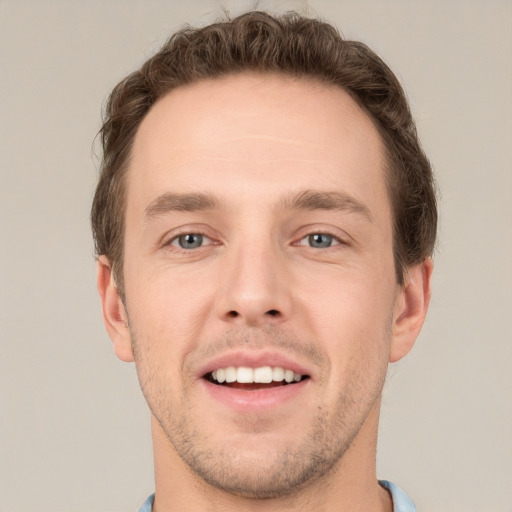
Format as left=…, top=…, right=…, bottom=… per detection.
left=225, top=367, right=237, bottom=383
left=210, top=365, right=304, bottom=384
left=237, top=367, right=253, bottom=383
left=284, top=369, right=294, bottom=383
left=272, top=367, right=284, bottom=382
left=253, top=366, right=273, bottom=383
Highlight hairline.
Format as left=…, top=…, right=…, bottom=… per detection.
left=108, top=71, right=409, bottom=296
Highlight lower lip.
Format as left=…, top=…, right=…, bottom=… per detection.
left=201, top=378, right=310, bottom=412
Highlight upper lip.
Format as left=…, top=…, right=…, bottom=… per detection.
left=197, top=350, right=314, bottom=380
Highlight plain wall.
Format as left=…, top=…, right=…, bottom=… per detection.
left=1, top=0, right=511, bottom=510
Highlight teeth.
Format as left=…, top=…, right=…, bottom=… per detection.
left=237, top=367, right=253, bottom=383
left=253, top=366, right=272, bottom=383
left=210, top=366, right=303, bottom=384
left=272, top=367, right=284, bottom=381
left=225, top=367, right=237, bottom=383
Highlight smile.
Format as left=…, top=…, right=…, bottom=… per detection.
left=199, top=351, right=313, bottom=407
left=208, top=366, right=305, bottom=386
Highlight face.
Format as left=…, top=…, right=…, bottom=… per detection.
left=113, top=74, right=406, bottom=497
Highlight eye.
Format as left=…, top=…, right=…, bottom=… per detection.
left=299, top=233, right=340, bottom=249
left=170, top=233, right=209, bottom=249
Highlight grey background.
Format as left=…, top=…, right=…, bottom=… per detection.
left=1, top=0, right=511, bottom=510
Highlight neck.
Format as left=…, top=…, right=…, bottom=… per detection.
left=150, top=400, right=393, bottom=512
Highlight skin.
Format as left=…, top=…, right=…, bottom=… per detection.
left=98, top=73, right=432, bottom=511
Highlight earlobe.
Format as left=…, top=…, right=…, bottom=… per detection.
left=389, top=258, right=433, bottom=363
left=96, top=256, right=134, bottom=362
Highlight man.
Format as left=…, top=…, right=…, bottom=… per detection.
left=92, top=10, right=436, bottom=512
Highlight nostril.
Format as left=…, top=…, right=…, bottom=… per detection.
left=223, top=309, right=281, bottom=321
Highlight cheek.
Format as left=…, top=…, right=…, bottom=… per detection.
left=125, top=264, right=217, bottom=360
left=299, top=264, right=394, bottom=323
left=296, top=267, right=395, bottom=368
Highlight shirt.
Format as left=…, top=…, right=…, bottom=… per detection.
left=138, top=480, right=416, bottom=511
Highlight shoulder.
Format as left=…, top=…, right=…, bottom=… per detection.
left=137, top=493, right=154, bottom=512
left=138, top=486, right=414, bottom=511
left=379, top=480, right=417, bottom=512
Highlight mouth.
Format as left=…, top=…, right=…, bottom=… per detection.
left=204, top=365, right=310, bottom=391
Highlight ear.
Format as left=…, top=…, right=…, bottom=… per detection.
left=96, top=256, right=134, bottom=362
left=389, top=258, right=433, bottom=363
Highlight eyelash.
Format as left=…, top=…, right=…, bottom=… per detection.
left=166, top=232, right=214, bottom=251
left=296, top=232, right=344, bottom=249
left=164, top=230, right=345, bottom=253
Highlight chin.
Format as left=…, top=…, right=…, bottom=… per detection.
left=187, top=448, right=336, bottom=499
left=163, top=411, right=357, bottom=500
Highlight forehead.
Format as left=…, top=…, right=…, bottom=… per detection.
left=127, top=73, right=389, bottom=220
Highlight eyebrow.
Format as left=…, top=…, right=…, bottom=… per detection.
left=144, top=192, right=219, bottom=220
left=279, top=190, right=373, bottom=221
left=143, top=189, right=373, bottom=222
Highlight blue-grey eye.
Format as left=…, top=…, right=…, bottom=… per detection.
left=308, top=233, right=334, bottom=248
left=176, top=233, right=204, bottom=249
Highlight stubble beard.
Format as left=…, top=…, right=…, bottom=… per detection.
left=162, top=391, right=380, bottom=499
left=132, top=328, right=389, bottom=499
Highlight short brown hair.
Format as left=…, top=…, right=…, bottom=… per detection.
left=91, top=11, right=437, bottom=296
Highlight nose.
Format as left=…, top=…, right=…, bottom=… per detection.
left=215, top=240, right=293, bottom=327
